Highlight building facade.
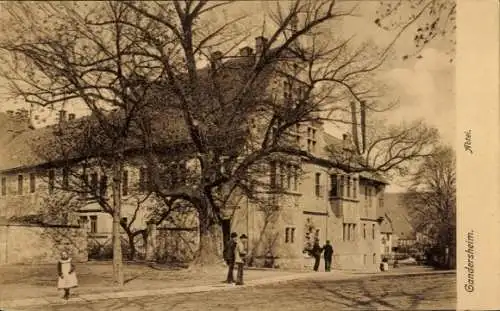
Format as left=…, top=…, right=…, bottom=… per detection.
left=0, top=37, right=390, bottom=269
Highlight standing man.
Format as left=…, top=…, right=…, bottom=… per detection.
left=235, top=234, right=248, bottom=285
left=323, top=240, right=334, bottom=272
left=312, top=238, right=322, bottom=272
left=224, top=232, right=238, bottom=283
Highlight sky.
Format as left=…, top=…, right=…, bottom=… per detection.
left=0, top=1, right=455, bottom=192
left=209, top=1, right=456, bottom=192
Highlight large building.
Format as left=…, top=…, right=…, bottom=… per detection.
left=0, top=37, right=389, bottom=270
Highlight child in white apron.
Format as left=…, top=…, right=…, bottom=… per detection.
left=57, top=251, right=78, bottom=300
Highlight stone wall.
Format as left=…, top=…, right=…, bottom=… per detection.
left=0, top=220, right=88, bottom=264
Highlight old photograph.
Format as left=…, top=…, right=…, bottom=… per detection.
left=0, top=1, right=458, bottom=310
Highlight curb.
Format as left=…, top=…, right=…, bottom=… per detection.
left=0, top=270, right=454, bottom=309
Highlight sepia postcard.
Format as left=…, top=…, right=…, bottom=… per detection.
left=0, top=0, right=497, bottom=310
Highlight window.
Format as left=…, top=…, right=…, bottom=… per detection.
left=293, top=165, right=299, bottom=191
left=314, top=173, right=321, bottom=197
left=122, top=170, right=129, bottom=196
left=373, top=253, right=377, bottom=264
left=339, top=175, right=345, bottom=197
left=1, top=177, right=6, bottom=196
left=99, top=175, right=108, bottom=197
left=285, top=227, right=295, bottom=243
left=364, top=185, right=368, bottom=200
left=346, top=176, right=351, bottom=197
left=90, top=215, right=97, bottom=233
left=363, top=224, right=366, bottom=239
left=81, top=173, right=89, bottom=197
left=372, top=224, right=375, bottom=239
left=17, top=175, right=23, bottom=195
left=363, top=254, right=367, bottom=265
left=279, top=163, right=286, bottom=188
left=353, top=178, right=357, bottom=199
left=62, top=168, right=69, bottom=190
left=78, top=216, right=88, bottom=227
left=139, top=167, right=147, bottom=192
left=270, top=161, right=277, bottom=189
left=48, top=170, right=55, bottom=194
left=368, top=188, right=372, bottom=207
left=343, top=224, right=347, bottom=241
left=29, top=173, right=36, bottom=193
left=352, top=224, right=357, bottom=241
left=121, top=217, right=128, bottom=225
left=90, top=173, right=98, bottom=193
left=286, top=164, right=292, bottom=190
left=379, top=195, right=384, bottom=209
left=347, top=224, right=351, bottom=241
left=330, top=174, right=338, bottom=197
left=306, top=127, right=317, bottom=152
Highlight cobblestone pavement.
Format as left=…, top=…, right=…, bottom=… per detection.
left=8, top=273, right=455, bottom=311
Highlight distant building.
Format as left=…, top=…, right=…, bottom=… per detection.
left=381, top=193, right=417, bottom=252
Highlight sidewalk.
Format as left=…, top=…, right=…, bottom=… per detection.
left=0, top=266, right=454, bottom=309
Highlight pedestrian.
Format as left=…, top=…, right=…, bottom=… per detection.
left=57, top=251, right=78, bottom=300
left=235, top=234, right=248, bottom=285
left=312, top=238, right=322, bottom=272
left=323, top=240, right=334, bottom=272
left=223, top=232, right=238, bottom=283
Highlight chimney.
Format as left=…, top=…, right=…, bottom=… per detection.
left=255, top=36, right=268, bottom=56
left=68, top=113, right=76, bottom=121
left=342, top=133, right=348, bottom=141
left=239, top=46, right=254, bottom=57
left=59, top=109, right=67, bottom=123
left=211, top=51, right=223, bottom=68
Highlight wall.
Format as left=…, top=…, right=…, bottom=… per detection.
left=0, top=220, right=88, bottom=264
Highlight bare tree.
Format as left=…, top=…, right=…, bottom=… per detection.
left=403, top=145, right=455, bottom=268
left=1, top=0, right=442, bottom=267
left=120, top=1, right=441, bottom=265
left=374, top=0, right=456, bottom=61
left=0, top=1, right=173, bottom=285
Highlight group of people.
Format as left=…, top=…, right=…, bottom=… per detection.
left=310, top=239, right=334, bottom=272
left=223, top=232, right=248, bottom=285
left=56, top=235, right=332, bottom=300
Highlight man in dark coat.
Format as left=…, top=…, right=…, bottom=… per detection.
left=323, top=240, right=334, bottom=272
left=311, top=239, right=322, bottom=272
left=235, top=234, right=248, bottom=285
left=224, top=232, right=238, bottom=283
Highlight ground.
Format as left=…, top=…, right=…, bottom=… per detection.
left=5, top=273, right=455, bottom=311
left=0, top=261, right=299, bottom=301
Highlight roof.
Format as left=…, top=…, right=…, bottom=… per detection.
left=380, top=192, right=415, bottom=239
left=379, top=215, right=393, bottom=233
left=0, top=55, right=275, bottom=173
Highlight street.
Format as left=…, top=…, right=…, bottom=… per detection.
left=10, top=273, right=455, bottom=311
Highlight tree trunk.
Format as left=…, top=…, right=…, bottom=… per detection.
left=126, top=231, right=136, bottom=261
left=191, top=204, right=223, bottom=267
left=192, top=222, right=223, bottom=266
left=112, top=158, right=124, bottom=286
